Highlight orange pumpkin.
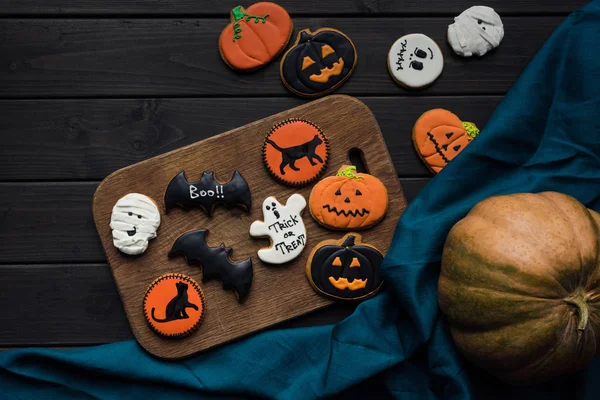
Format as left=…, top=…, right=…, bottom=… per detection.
left=219, top=2, right=293, bottom=71
left=309, top=165, right=388, bottom=230
left=412, top=109, right=479, bottom=174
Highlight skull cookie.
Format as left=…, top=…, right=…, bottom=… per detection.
left=387, top=33, right=444, bottom=89
left=110, top=193, right=161, bottom=255
left=249, top=194, right=307, bottom=264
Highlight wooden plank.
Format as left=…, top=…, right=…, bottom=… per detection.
left=0, top=178, right=429, bottom=264
left=0, top=0, right=587, bottom=16
left=0, top=96, right=501, bottom=180
left=0, top=17, right=563, bottom=97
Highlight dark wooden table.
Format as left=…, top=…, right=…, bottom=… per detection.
left=0, top=0, right=586, bottom=369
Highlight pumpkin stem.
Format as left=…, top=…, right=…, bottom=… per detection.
left=341, top=235, right=356, bottom=248
left=336, top=166, right=364, bottom=181
left=564, top=288, right=590, bottom=333
left=462, top=122, right=480, bottom=139
left=230, top=6, right=269, bottom=42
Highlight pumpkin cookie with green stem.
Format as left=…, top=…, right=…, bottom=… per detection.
left=412, top=109, right=480, bottom=174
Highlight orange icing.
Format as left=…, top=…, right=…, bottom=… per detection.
left=328, top=276, right=368, bottom=291
left=350, top=257, right=360, bottom=268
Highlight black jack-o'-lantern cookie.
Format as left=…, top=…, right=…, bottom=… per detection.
left=143, top=273, right=206, bottom=338
left=263, top=118, right=329, bottom=186
left=306, top=233, right=384, bottom=301
left=280, top=28, right=358, bottom=97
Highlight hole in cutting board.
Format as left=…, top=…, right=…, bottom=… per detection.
left=348, top=148, right=369, bottom=173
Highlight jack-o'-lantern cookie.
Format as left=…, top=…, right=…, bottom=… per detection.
left=110, top=193, right=161, bottom=255
left=412, top=109, right=480, bottom=173
left=280, top=28, right=358, bottom=97
left=306, top=233, right=383, bottom=301
left=309, top=165, right=388, bottom=230
left=387, top=33, right=444, bottom=89
left=219, top=2, right=293, bottom=71
left=143, top=273, right=206, bottom=338
left=263, top=118, right=329, bottom=186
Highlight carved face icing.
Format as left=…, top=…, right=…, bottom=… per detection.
left=110, top=193, right=161, bottom=255
left=387, top=33, right=444, bottom=88
left=447, top=6, right=504, bottom=57
left=249, top=194, right=307, bottom=264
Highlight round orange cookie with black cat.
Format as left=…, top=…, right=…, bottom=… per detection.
left=143, top=273, right=206, bottom=338
left=263, top=118, right=329, bottom=186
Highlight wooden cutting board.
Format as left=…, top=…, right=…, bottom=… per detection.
left=93, top=95, right=407, bottom=359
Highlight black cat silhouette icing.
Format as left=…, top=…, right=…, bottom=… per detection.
left=151, top=281, right=198, bottom=323
left=265, top=135, right=324, bottom=175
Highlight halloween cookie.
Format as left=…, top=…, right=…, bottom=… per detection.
left=280, top=28, right=358, bottom=97
left=306, top=233, right=383, bottom=301
left=263, top=118, right=329, bottom=186
left=448, top=6, right=504, bottom=57
left=169, top=229, right=253, bottom=301
left=143, top=273, right=206, bottom=338
left=164, top=170, right=251, bottom=216
left=309, top=165, right=388, bottom=230
left=412, top=109, right=480, bottom=174
left=110, top=193, right=161, bottom=255
left=219, top=2, right=293, bottom=71
left=387, top=33, right=444, bottom=89
left=250, top=194, right=307, bottom=264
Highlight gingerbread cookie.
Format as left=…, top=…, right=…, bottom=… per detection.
left=263, top=119, right=329, bottom=186
left=143, top=273, right=206, bottom=338
left=164, top=170, right=251, bottom=216
left=280, top=28, right=357, bottom=97
left=412, top=109, right=479, bottom=174
left=249, top=194, right=307, bottom=264
left=169, top=229, right=253, bottom=301
left=448, top=6, right=504, bottom=57
left=219, top=2, right=293, bottom=71
left=309, top=166, right=388, bottom=230
left=110, top=193, right=161, bottom=255
left=306, top=233, right=383, bottom=301
left=387, top=34, right=444, bottom=89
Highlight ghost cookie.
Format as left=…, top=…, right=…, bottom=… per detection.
left=110, top=193, right=161, bottom=255
left=412, top=109, right=480, bottom=174
left=219, top=2, right=293, bottom=71
left=448, top=6, right=504, bottom=57
left=387, top=33, right=444, bottom=89
left=250, top=194, right=307, bottom=264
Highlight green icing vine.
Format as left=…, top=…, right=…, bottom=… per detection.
left=230, top=6, right=270, bottom=42
left=337, top=166, right=364, bottom=181
left=462, top=121, right=480, bottom=139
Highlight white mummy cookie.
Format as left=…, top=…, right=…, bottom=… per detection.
left=387, top=34, right=444, bottom=89
left=249, top=194, right=307, bottom=264
left=110, top=193, right=161, bottom=255
left=447, top=6, right=504, bottom=57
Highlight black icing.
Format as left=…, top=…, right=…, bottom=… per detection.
left=168, top=229, right=253, bottom=301
left=164, top=170, right=251, bottom=216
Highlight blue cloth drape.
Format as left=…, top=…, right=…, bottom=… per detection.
left=2, top=1, right=600, bottom=398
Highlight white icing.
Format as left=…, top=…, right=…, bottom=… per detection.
left=249, top=194, right=307, bottom=264
left=447, top=6, right=504, bottom=57
left=388, top=34, right=444, bottom=88
left=110, top=193, right=161, bottom=255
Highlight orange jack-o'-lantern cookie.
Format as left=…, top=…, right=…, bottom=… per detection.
left=143, top=273, right=206, bottom=338
left=219, top=2, right=293, bottom=71
left=412, top=109, right=480, bottom=174
left=263, top=118, right=329, bottom=186
left=309, top=165, right=388, bottom=230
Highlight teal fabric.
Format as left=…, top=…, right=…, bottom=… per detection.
left=2, top=2, right=600, bottom=398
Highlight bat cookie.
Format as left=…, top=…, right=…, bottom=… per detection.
left=164, top=170, right=251, bottom=216
left=280, top=28, right=357, bottom=98
left=306, top=233, right=383, bottom=301
left=143, top=273, right=206, bottom=338
left=219, top=2, right=293, bottom=71
left=263, top=118, right=329, bottom=186
left=412, top=109, right=480, bottom=173
left=250, top=194, right=307, bottom=264
left=169, top=229, right=253, bottom=301
left=309, top=166, right=388, bottom=230
left=110, top=193, right=161, bottom=255
left=387, top=33, right=444, bottom=89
